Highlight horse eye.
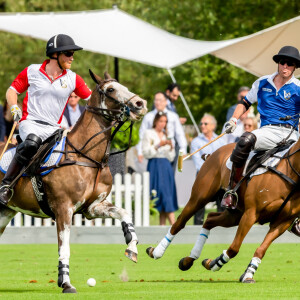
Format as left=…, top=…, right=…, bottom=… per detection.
left=107, top=88, right=114, bottom=93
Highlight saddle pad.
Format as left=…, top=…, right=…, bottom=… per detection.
left=225, top=143, right=294, bottom=178
left=0, top=137, right=66, bottom=176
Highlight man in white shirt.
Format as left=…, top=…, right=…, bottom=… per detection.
left=191, top=113, right=226, bottom=224
left=137, top=92, right=187, bottom=171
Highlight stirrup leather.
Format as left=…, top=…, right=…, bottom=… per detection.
left=0, top=185, right=14, bottom=202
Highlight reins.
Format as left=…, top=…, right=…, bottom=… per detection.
left=42, top=79, right=136, bottom=172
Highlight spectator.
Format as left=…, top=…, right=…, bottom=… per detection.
left=142, top=112, right=178, bottom=225
left=166, top=83, right=187, bottom=125
left=226, top=86, right=250, bottom=121
left=243, top=116, right=258, bottom=132
left=63, top=92, right=85, bottom=129
left=137, top=92, right=187, bottom=172
left=191, top=113, right=226, bottom=224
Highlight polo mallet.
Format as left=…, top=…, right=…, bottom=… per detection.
left=178, top=132, right=226, bottom=172
left=0, top=121, right=17, bottom=162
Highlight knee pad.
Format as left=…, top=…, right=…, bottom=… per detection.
left=16, top=134, right=42, bottom=165
left=231, top=132, right=256, bottom=167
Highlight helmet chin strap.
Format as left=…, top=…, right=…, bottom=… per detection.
left=49, top=53, right=64, bottom=70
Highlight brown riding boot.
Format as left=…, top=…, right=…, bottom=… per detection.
left=221, top=165, right=244, bottom=209
left=0, top=158, right=24, bottom=206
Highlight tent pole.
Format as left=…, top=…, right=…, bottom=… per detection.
left=114, top=57, right=119, bottom=81
left=167, top=68, right=200, bottom=136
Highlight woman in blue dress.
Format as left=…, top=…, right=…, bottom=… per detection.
left=142, top=112, right=178, bottom=225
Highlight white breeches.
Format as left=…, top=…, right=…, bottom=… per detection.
left=19, top=119, right=61, bottom=142
left=252, top=125, right=299, bottom=151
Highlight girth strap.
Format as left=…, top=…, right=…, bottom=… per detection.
left=267, top=166, right=297, bottom=186
left=31, top=175, right=56, bottom=220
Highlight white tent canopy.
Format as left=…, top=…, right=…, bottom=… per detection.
left=0, top=7, right=239, bottom=69
left=0, top=8, right=299, bottom=133
left=212, top=15, right=300, bottom=78
left=0, top=8, right=298, bottom=76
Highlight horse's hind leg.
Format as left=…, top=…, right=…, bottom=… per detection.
left=0, top=205, right=17, bottom=235
left=240, top=220, right=291, bottom=283
left=179, top=209, right=242, bottom=271
left=84, top=199, right=138, bottom=263
left=55, top=205, right=77, bottom=293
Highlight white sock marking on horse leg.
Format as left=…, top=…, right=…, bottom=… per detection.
left=58, top=223, right=72, bottom=286
left=153, top=228, right=174, bottom=259
left=190, top=228, right=210, bottom=260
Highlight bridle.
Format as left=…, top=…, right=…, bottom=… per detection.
left=51, top=79, right=140, bottom=171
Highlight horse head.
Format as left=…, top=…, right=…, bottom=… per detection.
left=88, top=70, right=147, bottom=122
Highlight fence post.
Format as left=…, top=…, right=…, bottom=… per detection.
left=124, top=173, right=132, bottom=218
left=105, top=191, right=113, bottom=227
left=114, top=173, right=122, bottom=227
left=143, top=172, right=150, bottom=226
left=34, top=217, right=42, bottom=227
left=74, top=214, right=82, bottom=227
left=134, top=173, right=142, bottom=226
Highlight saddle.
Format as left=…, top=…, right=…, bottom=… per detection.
left=232, top=139, right=296, bottom=195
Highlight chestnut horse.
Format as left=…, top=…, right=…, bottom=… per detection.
left=147, top=138, right=300, bottom=283
left=0, top=71, right=147, bottom=293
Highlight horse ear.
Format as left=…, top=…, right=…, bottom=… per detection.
left=104, top=72, right=112, bottom=80
left=89, top=69, right=102, bottom=84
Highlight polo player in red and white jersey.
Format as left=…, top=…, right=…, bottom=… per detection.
left=0, top=34, right=92, bottom=205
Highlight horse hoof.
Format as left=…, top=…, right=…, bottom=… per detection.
left=146, top=247, right=155, bottom=259
left=202, top=259, right=212, bottom=270
left=242, top=278, right=256, bottom=284
left=125, top=249, right=138, bottom=263
left=62, top=283, right=77, bottom=293
left=178, top=257, right=195, bottom=271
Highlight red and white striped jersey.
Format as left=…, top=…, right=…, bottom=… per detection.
left=10, top=60, right=92, bottom=126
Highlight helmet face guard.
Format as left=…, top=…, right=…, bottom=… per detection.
left=46, top=34, right=83, bottom=58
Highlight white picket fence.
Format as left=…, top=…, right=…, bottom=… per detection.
left=7, top=172, right=150, bottom=228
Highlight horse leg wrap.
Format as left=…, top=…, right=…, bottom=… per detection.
left=210, top=250, right=230, bottom=272
left=190, top=228, right=210, bottom=260
left=121, top=222, right=138, bottom=244
left=240, top=257, right=261, bottom=282
left=153, top=228, right=174, bottom=259
left=57, top=262, right=70, bottom=287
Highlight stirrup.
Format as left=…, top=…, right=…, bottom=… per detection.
left=222, top=190, right=238, bottom=209
left=0, top=185, right=14, bottom=202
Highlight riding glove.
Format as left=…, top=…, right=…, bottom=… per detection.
left=10, top=105, right=22, bottom=122
left=224, top=117, right=237, bottom=133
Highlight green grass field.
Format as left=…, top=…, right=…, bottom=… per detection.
left=0, top=244, right=300, bottom=299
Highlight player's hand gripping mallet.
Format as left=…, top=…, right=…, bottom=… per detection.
left=0, top=121, right=17, bottom=162
left=178, top=132, right=226, bottom=172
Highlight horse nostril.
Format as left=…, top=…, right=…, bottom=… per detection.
left=135, top=101, right=143, bottom=108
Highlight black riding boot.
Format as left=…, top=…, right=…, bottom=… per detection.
left=221, top=164, right=244, bottom=209
left=0, top=157, right=24, bottom=206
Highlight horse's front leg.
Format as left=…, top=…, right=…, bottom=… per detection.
left=240, top=220, right=291, bottom=283
left=179, top=209, right=242, bottom=271
left=55, top=205, right=76, bottom=293
left=146, top=167, right=223, bottom=260
left=85, top=198, right=138, bottom=263
left=202, top=208, right=256, bottom=272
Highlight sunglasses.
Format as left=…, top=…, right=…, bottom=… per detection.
left=62, top=51, right=75, bottom=57
left=279, top=59, right=296, bottom=67
left=200, top=122, right=209, bottom=126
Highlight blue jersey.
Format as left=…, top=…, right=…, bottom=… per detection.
left=245, top=72, right=300, bottom=128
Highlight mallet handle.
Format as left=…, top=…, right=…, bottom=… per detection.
left=0, top=121, right=17, bottom=162
left=183, top=132, right=226, bottom=162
